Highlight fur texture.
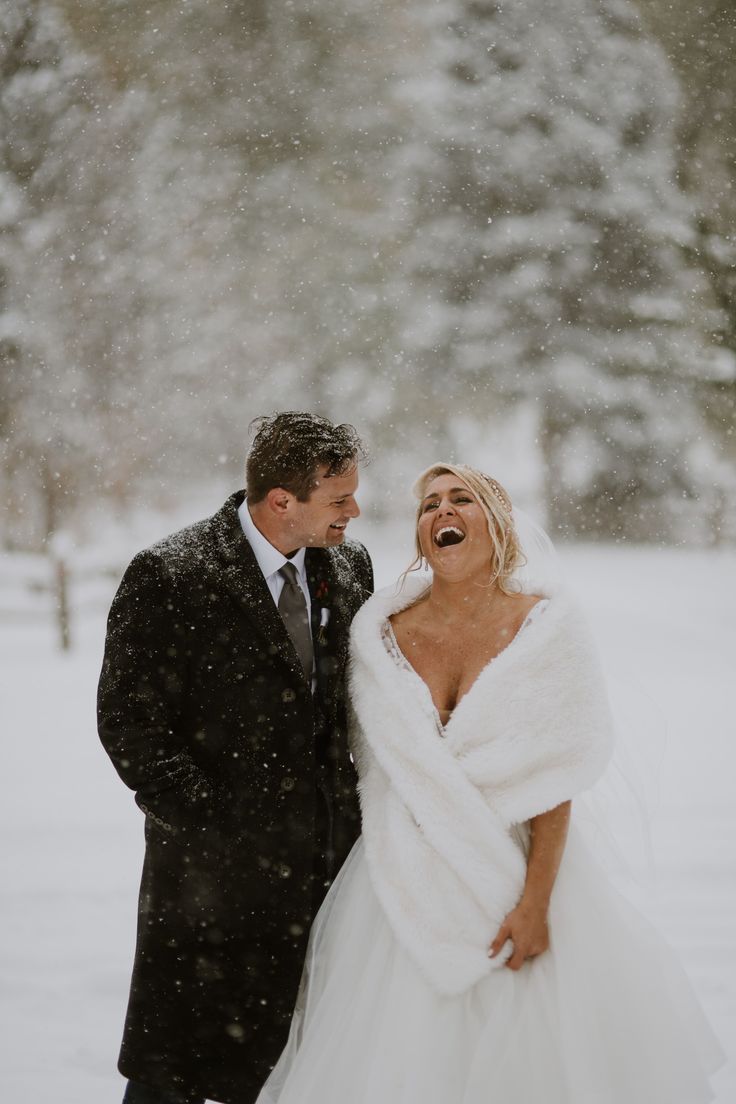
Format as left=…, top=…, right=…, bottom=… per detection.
left=348, top=574, right=614, bottom=996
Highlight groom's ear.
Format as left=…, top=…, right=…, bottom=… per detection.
left=265, top=486, right=293, bottom=516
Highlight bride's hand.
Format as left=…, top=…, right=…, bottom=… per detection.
left=488, top=902, right=550, bottom=971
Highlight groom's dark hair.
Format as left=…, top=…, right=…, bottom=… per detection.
left=246, top=411, right=366, bottom=503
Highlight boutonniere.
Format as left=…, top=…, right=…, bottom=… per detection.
left=317, top=606, right=330, bottom=645
left=315, top=580, right=329, bottom=603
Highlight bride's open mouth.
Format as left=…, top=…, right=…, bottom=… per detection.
left=434, top=525, right=465, bottom=548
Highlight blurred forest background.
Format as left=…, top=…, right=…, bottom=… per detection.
left=1, top=0, right=735, bottom=551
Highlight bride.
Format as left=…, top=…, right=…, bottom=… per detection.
left=256, top=463, right=724, bottom=1104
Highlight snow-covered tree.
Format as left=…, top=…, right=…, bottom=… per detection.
left=2, top=0, right=734, bottom=548
left=383, top=0, right=732, bottom=540
left=643, top=0, right=736, bottom=522
left=0, top=0, right=103, bottom=546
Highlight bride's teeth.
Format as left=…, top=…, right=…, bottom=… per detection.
left=434, top=526, right=464, bottom=547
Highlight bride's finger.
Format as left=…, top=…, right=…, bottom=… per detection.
left=505, top=946, right=527, bottom=971
left=488, top=923, right=511, bottom=957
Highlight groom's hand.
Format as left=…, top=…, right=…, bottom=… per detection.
left=488, top=902, right=550, bottom=971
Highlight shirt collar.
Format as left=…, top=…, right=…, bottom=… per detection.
left=238, top=497, right=307, bottom=581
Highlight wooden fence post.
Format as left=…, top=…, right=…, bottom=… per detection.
left=49, top=533, right=73, bottom=651
left=54, top=555, right=71, bottom=651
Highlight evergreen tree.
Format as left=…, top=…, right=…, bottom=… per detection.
left=0, top=0, right=101, bottom=545
left=2, top=0, right=734, bottom=547
left=386, top=0, right=731, bottom=540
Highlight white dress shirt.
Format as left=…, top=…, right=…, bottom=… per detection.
left=238, top=497, right=313, bottom=622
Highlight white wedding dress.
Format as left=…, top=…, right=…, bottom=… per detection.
left=256, top=602, right=724, bottom=1104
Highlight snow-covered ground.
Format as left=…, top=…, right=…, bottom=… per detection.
left=1, top=532, right=734, bottom=1103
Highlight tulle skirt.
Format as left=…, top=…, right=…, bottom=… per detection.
left=256, top=825, right=724, bottom=1103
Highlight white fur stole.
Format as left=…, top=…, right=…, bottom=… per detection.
left=348, top=574, right=614, bottom=996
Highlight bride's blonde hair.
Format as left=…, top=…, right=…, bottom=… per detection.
left=408, top=463, right=525, bottom=595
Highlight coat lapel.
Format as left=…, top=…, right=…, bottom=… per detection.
left=207, top=491, right=306, bottom=685
left=306, top=545, right=366, bottom=717
left=206, top=493, right=366, bottom=699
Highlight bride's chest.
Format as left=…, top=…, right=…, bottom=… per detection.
left=401, top=629, right=516, bottom=715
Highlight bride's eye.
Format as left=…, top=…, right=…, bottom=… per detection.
left=422, top=501, right=439, bottom=512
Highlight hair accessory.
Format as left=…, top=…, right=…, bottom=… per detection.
left=486, top=478, right=511, bottom=512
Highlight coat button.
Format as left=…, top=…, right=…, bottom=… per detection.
left=281, top=777, right=295, bottom=792
left=281, top=688, right=296, bottom=703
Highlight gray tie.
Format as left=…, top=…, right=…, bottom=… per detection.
left=278, top=562, right=313, bottom=681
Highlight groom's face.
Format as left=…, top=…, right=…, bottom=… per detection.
left=288, top=463, right=360, bottom=549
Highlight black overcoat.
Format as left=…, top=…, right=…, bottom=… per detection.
left=97, top=491, right=373, bottom=1104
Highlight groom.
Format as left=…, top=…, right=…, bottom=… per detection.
left=98, top=412, right=373, bottom=1104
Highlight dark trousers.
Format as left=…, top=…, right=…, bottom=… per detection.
left=123, top=1080, right=205, bottom=1104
